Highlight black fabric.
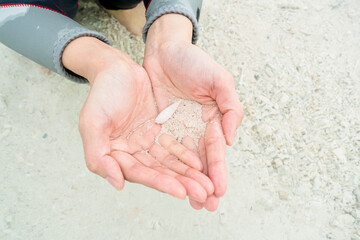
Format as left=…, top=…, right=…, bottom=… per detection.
left=0, top=0, right=144, bottom=17
left=98, top=0, right=142, bottom=10
left=0, top=0, right=79, bottom=18
left=143, top=0, right=150, bottom=8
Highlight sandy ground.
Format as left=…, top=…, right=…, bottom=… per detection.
left=1, top=0, right=360, bottom=239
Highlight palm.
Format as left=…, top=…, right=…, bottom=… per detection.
left=144, top=42, right=219, bottom=109
left=93, top=68, right=160, bottom=154
left=79, top=64, right=213, bottom=202
left=144, top=42, right=237, bottom=210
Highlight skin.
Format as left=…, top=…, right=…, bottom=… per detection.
left=144, top=14, right=244, bottom=210
left=62, top=9, right=243, bottom=211
left=106, top=3, right=146, bottom=36
left=62, top=37, right=214, bottom=202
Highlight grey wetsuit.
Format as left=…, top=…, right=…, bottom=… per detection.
left=0, top=0, right=202, bottom=83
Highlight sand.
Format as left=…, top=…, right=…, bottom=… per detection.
left=157, top=99, right=206, bottom=146
left=1, top=0, right=360, bottom=239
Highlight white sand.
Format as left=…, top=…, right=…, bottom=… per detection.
left=1, top=0, right=360, bottom=239
left=157, top=99, right=206, bottom=145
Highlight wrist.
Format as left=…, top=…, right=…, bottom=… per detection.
left=145, top=14, right=193, bottom=52
left=62, top=37, right=127, bottom=85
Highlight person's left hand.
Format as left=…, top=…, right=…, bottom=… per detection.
left=62, top=36, right=214, bottom=202
left=143, top=14, right=244, bottom=211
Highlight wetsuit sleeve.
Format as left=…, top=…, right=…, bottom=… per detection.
left=142, top=0, right=202, bottom=44
left=0, top=2, right=111, bottom=83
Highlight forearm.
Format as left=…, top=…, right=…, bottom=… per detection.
left=143, top=0, right=202, bottom=44
left=0, top=3, right=110, bottom=83
left=144, top=14, right=193, bottom=59
left=62, top=37, right=113, bottom=84
left=62, top=37, right=131, bottom=86
left=146, top=14, right=192, bottom=46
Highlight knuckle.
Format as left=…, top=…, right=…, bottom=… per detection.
left=86, top=160, right=99, bottom=173
left=232, top=104, right=245, bottom=125
left=223, top=71, right=234, bottom=83
left=184, top=167, right=193, bottom=177
left=234, top=106, right=244, bottom=118
left=166, top=138, right=179, bottom=150
left=164, top=154, right=176, bottom=163
left=205, top=135, right=219, bottom=147
left=180, top=149, right=192, bottom=159
left=208, top=159, right=222, bottom=169
left=152, top=172, right=162, bottom=182
left=152, top=165, right=164, bottom=172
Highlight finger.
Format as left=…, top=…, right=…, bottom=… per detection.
left=198, top=137, right=208, bottom=175
left=184, top=137, right=215, bottom=195
left=183, top=137, right=216, bottom=210
left=183, top=137, right=216, bottom=211
left=113, top=151, right=186, bottom=199
left=125, top=120, right=161, bottom=153
left=149, top=143, right=214, bottom=195
left=182, top=170, right=213, bottom=198
left=79, top=120, right=124, bottom=190
left=181, top=136, right=208, bottom=175
left=221, top=108, right=243, bottom=146
left=181, top=136, right=198, bottom=154
left=158, top=133, right=203, bottom=171
left=134, top=152, right=208, bottom=202
left=182, top=136, right=211, bottom=192
left=205, top=119, right=227, bottom=197
left=176, top=176, right=207, bottom=202
left=133, top=152, right=163, bottom=169
left=149, top=144, right=211, bottom=198
left=103, top=155, right=125, bottom=190
left=204, top=195, right=220, bottom=212
left=213, top=74, right=244, bottom=145
left=189, top=198, right=204, bottom=210
left=149, top=143, right=188, bottom=174
left=201, top=104, right=221, bottom=122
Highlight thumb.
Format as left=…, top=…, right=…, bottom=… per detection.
left=213, top=74, right=244, bottom=146
left=79, top=117, right=125, bottom=190
left=102, top=155, right=125, bottom=191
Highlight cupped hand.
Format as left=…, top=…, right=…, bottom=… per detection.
left=143, top=14, right=244, bottom=210
left=144, top=41, right=243, bottom=146
left=78, top=50, right=214, bottom=202
left=62, top=37, right=214, bottom=201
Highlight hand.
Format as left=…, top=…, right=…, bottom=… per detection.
left=180, top=113, right=224, bottom=212
left=144, top=14, right=244, bottom=210
left=62, top=37, right=214, bottom=202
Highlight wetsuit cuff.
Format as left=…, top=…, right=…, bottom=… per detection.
left=54, top=29, right=111, bottom=83
left=143, top=0, right=202, bottom=44
left=0, top=5, right=112, bottom=84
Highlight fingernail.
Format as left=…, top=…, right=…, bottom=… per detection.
left=189, top=196, right=206, bottom=203
left=106, top=176, right=120, bottom=190
left=227, top=137, right=232, bottom=146
left=227, top=133, right=234, bottom=146
left=230, top=129, right=237, bottom=145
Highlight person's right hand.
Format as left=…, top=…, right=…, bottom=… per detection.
left=143, top=15, right=244, bottom=210
left=62, top=37, right=214, bottom=202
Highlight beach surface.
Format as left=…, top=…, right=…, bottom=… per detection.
left=0, top=0, right=359, bottom=239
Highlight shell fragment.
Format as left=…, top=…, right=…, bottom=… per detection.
left=155, top=100, right=182, bottom=124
